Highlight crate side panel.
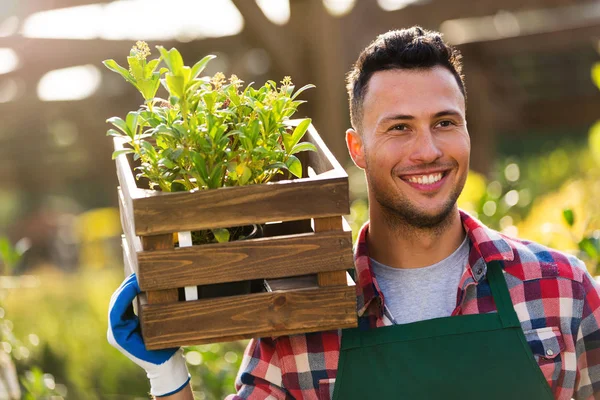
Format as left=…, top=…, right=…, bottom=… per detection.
left=113, top=138, right=140, bottom=201
left=141, top=285, right=357, bottom=349
left=118, top=188, right=142, bottom=252
left=137, top=231, right=353, bottom=290
left=133, top=177, right=349, bottom=236
left=304, top=124, right=346, bottom=176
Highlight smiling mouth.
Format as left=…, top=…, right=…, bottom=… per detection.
left=399, top=170, right=449, bottom=186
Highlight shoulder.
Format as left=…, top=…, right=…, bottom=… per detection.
left=499, top=232, right=588, bottom=284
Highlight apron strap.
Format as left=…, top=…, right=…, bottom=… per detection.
left=486, top=260, right=521, bottom=329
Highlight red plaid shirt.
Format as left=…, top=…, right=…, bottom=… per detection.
left=225, top=211, right=600, bottom=400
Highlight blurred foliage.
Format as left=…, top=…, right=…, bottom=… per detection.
left=185, top=341, right=246, bottom=400
left=0, top=237, right=62, bottom=399
left=3, top=267, right=247, bottom=399
left=457, top=131, right=599, bottom=274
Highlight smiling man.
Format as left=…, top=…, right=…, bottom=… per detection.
left=108, top=27, right=600, bottom=399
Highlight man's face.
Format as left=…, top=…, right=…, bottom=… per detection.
left=346, top=66, right=470, bottom=228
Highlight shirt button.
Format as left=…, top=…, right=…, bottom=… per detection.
left=546, top=349, right=554, bottom=356
left=476, top=268, right=483, bottom=275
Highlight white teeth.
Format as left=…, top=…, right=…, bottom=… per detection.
left=407, top=173, right=443, bottom=185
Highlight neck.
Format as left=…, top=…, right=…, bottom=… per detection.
left=367, top=205, right=465, bottom=269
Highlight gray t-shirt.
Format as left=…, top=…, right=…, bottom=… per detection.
left=370, top=236, right=470, bottom=324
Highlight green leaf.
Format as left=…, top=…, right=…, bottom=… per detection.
left=562, top=208, right=575, bottom=227
left=592, top=62, right=600, bottom=91
left=126, top=111, right=139, bottom=136
left=181, top=66, right=192, bottom=86
left=290, top=118, right=311, bottom=149
left=290, top=142, right=317, bottom=155
left=212, top=228, right=230, bottom=243
left=159, top=157, right=175, bottom=169
left=106, top=117, right=131, bottom=137
left=0, top=236, right=20, bottom=272
left=146, top=58, right=161, bottom=76
left=103, top=59, right=136, bottom=85
left=169, top=48, right=184, bottom=75
left=283, top=119, right=311, bottom=154
left=237, top=163, right=252, bottom=185
left=209, top=163, right=225, bottom=188
left=170, top=181, right=187, bottom=192
left=286, top=155, right=302, bottom=178
left=169, top=95, right=179, bottom=106
left=191, top=55, right=216, bottom=79
left=111, top=148, right=134, bottom=160
left=203, top=91, right=217, bottom=110
left=291, top=84, right=315, bottom=100
left=579, top=238, right=599, bottom=260
left=141, top=140, right=155, bottom=153
left=138, top=74, right=161, bottom=101
left=157, top=46, right=184, bottom=76
left=166, top=73, right=185, bottom=98
left=153, top=124, right=176, bottom=138
left=127, top=56, right=144, bottom=81
left=106, top=128, right=126, bottom=138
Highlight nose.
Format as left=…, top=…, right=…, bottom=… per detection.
left=408, top=129, right=443, bottom=165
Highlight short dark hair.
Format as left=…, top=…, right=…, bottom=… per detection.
left=346, top=26, right=466, bottom=131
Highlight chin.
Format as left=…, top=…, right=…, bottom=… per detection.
left=378, top=196, right=458, bottom=230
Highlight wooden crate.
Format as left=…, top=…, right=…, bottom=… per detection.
left=115, top=123, right=357, bottom=350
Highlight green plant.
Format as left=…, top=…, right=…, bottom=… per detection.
left=562, top=208, right=600, bottom=274
left=104, top=42, right=316, bottom=243
left=0, top=236, right=64, bottom=399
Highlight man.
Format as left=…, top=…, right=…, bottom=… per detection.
left=108, top=27, right=600, bottom=399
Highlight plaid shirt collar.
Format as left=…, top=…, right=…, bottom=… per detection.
left=354, top=210, right=515, bottom=318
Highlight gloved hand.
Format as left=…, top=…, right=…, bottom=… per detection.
left=107, top=273, right=190, bottom=397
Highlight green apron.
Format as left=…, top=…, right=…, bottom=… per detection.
left=332, top=261, right=554, bottom=399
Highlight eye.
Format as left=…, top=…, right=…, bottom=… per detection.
left=390, top=124, right=408, bottom=132
left=436, top=120, right=455, bottom=128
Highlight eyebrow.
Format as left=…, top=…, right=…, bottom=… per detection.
left=378, top=109, right=463, bottom=126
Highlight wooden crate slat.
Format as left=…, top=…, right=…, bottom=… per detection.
left=137, top=230, right=353, bottom=291
left=132, top=177, right=349, bottom=235
left=313, top=217, right=348, bottom=287
left=141, top=234, right=179, bottom=304
left=141, top=285, right=357, bottom=349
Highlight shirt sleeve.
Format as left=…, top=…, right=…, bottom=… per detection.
left=574, top=265, right=600, bottom=399
left=224, top=338, right=290, bottom=400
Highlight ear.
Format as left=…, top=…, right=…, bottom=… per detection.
left=346, top=128, right=366, bottom=169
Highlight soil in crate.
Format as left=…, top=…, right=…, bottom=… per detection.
left=178, top=279, right=266, bottom=300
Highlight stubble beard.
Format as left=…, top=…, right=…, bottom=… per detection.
left=367, top=165, right=466, bottom=235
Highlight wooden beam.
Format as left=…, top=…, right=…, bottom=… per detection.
left=0, top=35, right=241, bottom=82
left=132, top=176, right=350, bottom=235
left=141, top=284, right=356, bottom=349
left=462, top=23, right=600, bottom=55
left=136, top=230, right=353, bottom=290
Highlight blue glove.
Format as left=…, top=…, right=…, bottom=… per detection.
left=107, top=273, right=190, bottom=397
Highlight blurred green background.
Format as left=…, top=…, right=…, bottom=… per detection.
left=1, top=0, right=600, bottom=398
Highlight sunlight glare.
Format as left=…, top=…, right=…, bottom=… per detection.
left=37, top=65, right=102, bottom=101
